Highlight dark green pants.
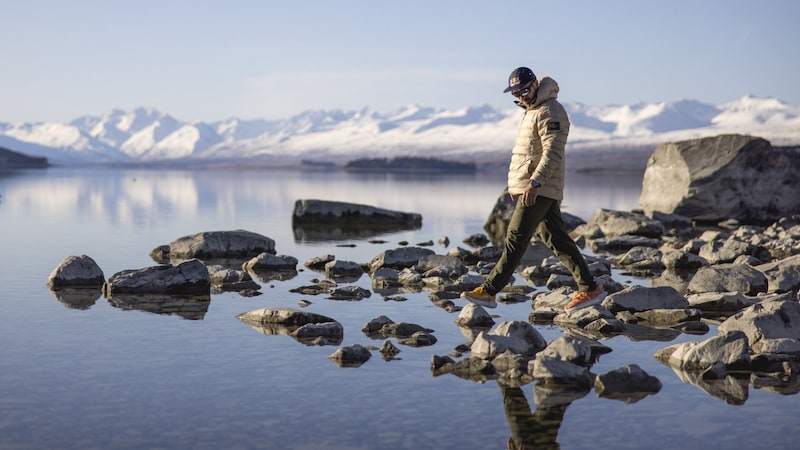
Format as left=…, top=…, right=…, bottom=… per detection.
left=483, top=195, right=594, bottom=295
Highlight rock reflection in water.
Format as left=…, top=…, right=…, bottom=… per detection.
left=292, top=223, right=422, bottom=243
left=49, top=287, right=102, bottom=310
left=238, top=320, right=343, bottom=346
left=246, top=269, right=299, bottom=283
left=668, top=367, right=751, bottom=405
left=106, top=294, right=211, bottom=320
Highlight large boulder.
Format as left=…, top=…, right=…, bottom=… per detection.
left=638, top=134, right=800, bottom=223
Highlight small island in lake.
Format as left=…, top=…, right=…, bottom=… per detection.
left=344, top=156, right=476, bottom=173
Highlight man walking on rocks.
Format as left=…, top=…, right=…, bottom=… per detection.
left=461, top=66, right=606, bottom=311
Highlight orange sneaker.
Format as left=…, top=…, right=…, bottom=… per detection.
left=565, top=285, right=606, bottom=311
left=460, top=286, right=497, bottom=309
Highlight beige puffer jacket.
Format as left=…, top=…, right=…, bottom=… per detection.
left=506, top=76, right=570, bottom=201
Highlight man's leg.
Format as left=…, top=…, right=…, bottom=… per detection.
left=482, top=197, right=551, bottom=295
left=535, top=201, right=595, bottom=292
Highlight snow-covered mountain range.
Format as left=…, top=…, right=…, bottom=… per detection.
left=1, top=96, right=798, bottom=166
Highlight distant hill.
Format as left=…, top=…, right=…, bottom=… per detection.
left=0, top=146, right=48, bottom=169
left=1, top=96, right=798, bottom=167
left=345, top=156, right=475, bottom=173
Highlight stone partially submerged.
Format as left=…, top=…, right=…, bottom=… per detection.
left=103, top=259, right=211, bottom=296
left=292, top=199, right=422, bottom=242
left=638, top=134, right=800, bottom=223
left=150, top=230, right=276, bottom=262
left=46, top=255, right=105, bottom=289
left=237, top=307, right=343, bottom=346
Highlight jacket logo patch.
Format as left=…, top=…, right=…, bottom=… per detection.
left=547, top=121, right=561, bottom=132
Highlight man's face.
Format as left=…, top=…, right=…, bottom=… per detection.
left=512, top=80, right=538, bottom=105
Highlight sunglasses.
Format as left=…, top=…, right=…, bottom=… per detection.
left=512, top=87, right=531, bottom=98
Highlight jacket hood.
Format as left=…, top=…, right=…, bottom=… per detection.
left=531, top=77, right=559, bottom=108
left=516, top=76, right=560, bottom=109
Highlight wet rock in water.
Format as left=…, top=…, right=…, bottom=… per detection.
left=415, top=254, right=468, bottom=279
left=362, top=316, right=434, bottom=340
left=328, top=285, right=371, bottom=300
left=238, top=289, right=262, bottom=297
left=289, top=283, right=331, bottom=296
left=602, top=285, right=689, bottom=313
left=243, top=253, right=298, bottom=271
left=594, top=364, right=662, bottom=403
left=292, top=199, right=422, bottom=242
left=236, top=307, right=338, bottom=327
left=686, top=263, right=768, bottom=295
left=537, top=335, right=601, bottom=367
left=455, top=303, right=496, bottom=328
left=103, top=259, right=210, bottom=296
left=530, top=356, right=594, bottom=387
left=370, top=266, right=400, bottom=283
left=207, top=265, right=260, bottom=293
left=398, top=331, right=437, bottom=347
left=362, top=315, right=395, bottom=335
left=304, top=254, right=335, bottom=270
left=150, top=229, right=275, bottom=262
left=324, top=260, right=364, bottom=280
left=47, top=255, right=105, bottom=289
left=554, top=305, right=618, bottom=329
left=471, top=321, right=547, bottom=360
left=329, top=344, right=372, bottom=367
left=237, top=307, right=343, bottom=346
left=369, top=247, right=435, bottom=272
left=430, top=355, right=496, bottom=382
left=380, top=340, right=401, bottom=359
left=655, top=331, right=751, bottom=371
left=291, top=322, right=344, bottom=346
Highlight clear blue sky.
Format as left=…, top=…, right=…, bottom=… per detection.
left=2, top=0, right=798, bottom=123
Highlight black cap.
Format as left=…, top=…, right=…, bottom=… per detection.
left=503, top=67, right=536, bottom=93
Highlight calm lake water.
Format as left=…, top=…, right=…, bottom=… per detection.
left=1, top=166, right=797, bottom=449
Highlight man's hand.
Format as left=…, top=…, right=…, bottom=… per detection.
left=521, top=184, right=539, bottom=207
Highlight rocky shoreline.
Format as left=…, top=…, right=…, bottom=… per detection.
left=45, top=134, right=800, bottom=406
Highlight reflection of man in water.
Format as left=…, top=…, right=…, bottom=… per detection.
left=501, top=384, right=569, bottom=450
